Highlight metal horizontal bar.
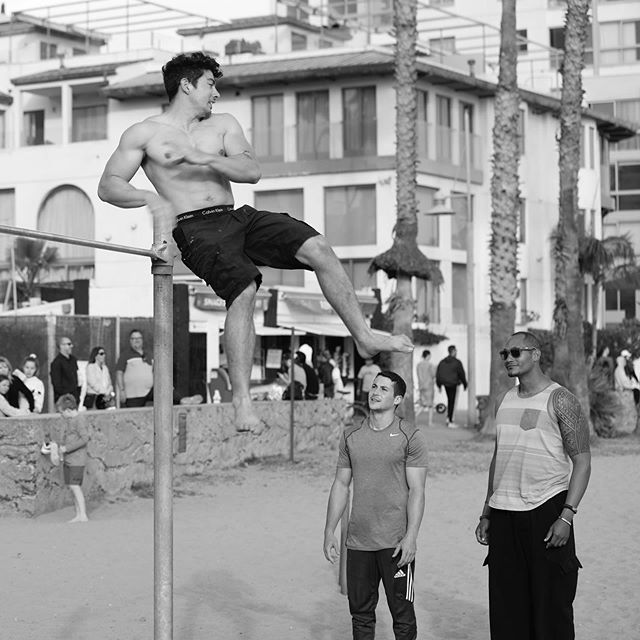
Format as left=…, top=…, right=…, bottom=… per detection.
left=0, top=224, right=165, bottom=260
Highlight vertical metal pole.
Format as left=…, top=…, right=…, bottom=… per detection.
left=464, top=107, right=476, bottom=428
left=289, top=326, right=295, bottom=463
left=152, top=221, right=174, bottom=640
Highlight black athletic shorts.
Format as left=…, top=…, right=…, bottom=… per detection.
left=172, top=204, right=320, bottom=308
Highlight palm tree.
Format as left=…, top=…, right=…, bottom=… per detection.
left=369, top=0, right=442, bottom=419
left=552, top=0, right=591, bottom=421
left=482, top=0, right=520, bottom=434
left=10, top=237, right=58, bottom=302
left=578, top=233, right=636, bottom=358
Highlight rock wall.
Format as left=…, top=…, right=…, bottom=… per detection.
left=0, top=400, right=347, bottom=517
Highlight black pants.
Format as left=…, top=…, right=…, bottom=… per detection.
left=347, top=548, right=417, bottom=640
left=485, top=491, right=581, bottom=640
left=444, top=385, right=457, bottom=421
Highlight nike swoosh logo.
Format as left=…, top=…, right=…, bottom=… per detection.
left=390, top=433, right=400, bottom=437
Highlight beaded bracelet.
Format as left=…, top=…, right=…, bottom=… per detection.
left=562, top=503, right=577, bottom=514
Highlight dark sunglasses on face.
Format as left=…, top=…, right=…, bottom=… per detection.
left=98, top=351, right=105, bottom=355
left=499, top=347, right=536, bottom=361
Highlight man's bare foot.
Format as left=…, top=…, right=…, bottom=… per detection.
left=68, top=515, right=89, bottom=523
left=357, top=333, right=414, bottom=359
left=233, top=399, right=267, bottom=435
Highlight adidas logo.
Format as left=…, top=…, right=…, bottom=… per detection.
left=394, top=569, right=406, bottom=578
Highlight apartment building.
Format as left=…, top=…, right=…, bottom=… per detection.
left=0, top=8, right=632, bottom=401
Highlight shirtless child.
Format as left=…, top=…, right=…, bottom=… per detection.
left=98, top=51, right=413, bottom=434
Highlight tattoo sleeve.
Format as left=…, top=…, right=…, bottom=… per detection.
left=551, top=388, right=591, bottom=457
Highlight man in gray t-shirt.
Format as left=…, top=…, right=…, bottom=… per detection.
left=323, top=371, right=428, bottom=640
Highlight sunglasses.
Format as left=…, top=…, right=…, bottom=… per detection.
left=499, top=347, right=536, bottom=361
left=97, top=351, right=105, bottom=355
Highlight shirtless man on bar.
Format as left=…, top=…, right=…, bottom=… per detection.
left=98, top=52, right=413, bottom=434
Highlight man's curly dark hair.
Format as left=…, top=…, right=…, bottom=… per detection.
left=162, top=52, right=223, bottom=101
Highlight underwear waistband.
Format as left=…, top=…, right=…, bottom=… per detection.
left=176, top=204, right=235, bottom=224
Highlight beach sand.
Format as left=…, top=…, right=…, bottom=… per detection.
left=1, top=418, right=639, bottom=640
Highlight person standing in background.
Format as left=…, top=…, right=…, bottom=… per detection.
left=416, top=349, right=436, bottom=425
left=50, top=337, right=80, bottom=404
left=15, top=354, right=45, bottom=413
left=356, top=357, right=381, bottom=404
left=116, top=329, right=153, bottom=408
left=436, top=345, right=467, bottom=428
left=81, top=346, right=114, bottom=410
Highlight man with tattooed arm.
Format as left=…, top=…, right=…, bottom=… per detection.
left=475, top=331, right=591, bottom=640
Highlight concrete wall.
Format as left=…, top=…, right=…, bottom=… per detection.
left=0, top=400, right=347, bottom=518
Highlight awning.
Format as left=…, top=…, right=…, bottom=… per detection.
left=220, top=326, right=306, bottom=337
left=282, top=322, right=350, bottom=337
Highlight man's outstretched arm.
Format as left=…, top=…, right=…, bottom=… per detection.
left=323, top=467, right=352, bottom=563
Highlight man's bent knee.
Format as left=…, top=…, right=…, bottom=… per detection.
left=227, top=280, right=258, bottom=310
left=295, top=234, right=335, bottom=267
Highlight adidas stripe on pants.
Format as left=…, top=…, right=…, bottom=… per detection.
left=346, top=548, right=417, bottom=640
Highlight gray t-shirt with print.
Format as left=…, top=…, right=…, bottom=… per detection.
left=337, top=415, right=428, bottom=551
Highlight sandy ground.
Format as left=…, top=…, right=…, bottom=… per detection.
left=2, top=415, right=639, bottom=640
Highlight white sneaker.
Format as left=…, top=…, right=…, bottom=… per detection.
left=447, top=421, right=459, bottom=429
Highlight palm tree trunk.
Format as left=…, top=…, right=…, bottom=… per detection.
left=553, top=0, right=593, bottom=432
left=483, top=0, right=520, bottom=434
left=390, top=0, right=418, bottom=420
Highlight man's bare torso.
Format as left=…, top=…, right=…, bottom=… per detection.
left=140, top=113, right=235, bottom=217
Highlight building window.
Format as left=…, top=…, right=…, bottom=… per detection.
left=37, top=186, right=95, bottom=278
left=611, top=163, right=640, bottom=211
left=435, top=95, right=452, bottom=162
left=550, top=26, right=593, bottom=68
left=40, top=42, right=58, bottom=60
left=459, top=102, right=474, bottom=169
left=451, top=263, right=467, bottom=324
left=296, top=90, right=330, bottom=160
left=518, top=199, right=526, bottom=243
left=343, top=86, right=377, bottom=157
left=592, top=99, right=640, bottom=151
left=254, top=189, right=305, bottom=286
left=23, top=110, right=45, bottom=146
left=416, top=186, right=439, bottom=247
left=451, top=193, right=471, bottom=251
left=416, top=266, right=440, bottom=324
left=599, top=20, right=640, bottom=66
left=324, top=185, right=376, bottom=246
left=291, top=32, right=307, bottom=51
left=517, top=29, right=528, bottom=53
left=417, top=90, right=428, bottom=157
left=341, top=258, right=375, bottom=290
left=0, top=189, right=15, bottom=267
left=428, top=36, right=456, bottom=61
left=252, top=94, right=284, bottom=162
left=517, top=108, right=526, bottom=155
left=72, top=104, right=107, bottom=142
left=605, top=287, right=636, bottom=319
